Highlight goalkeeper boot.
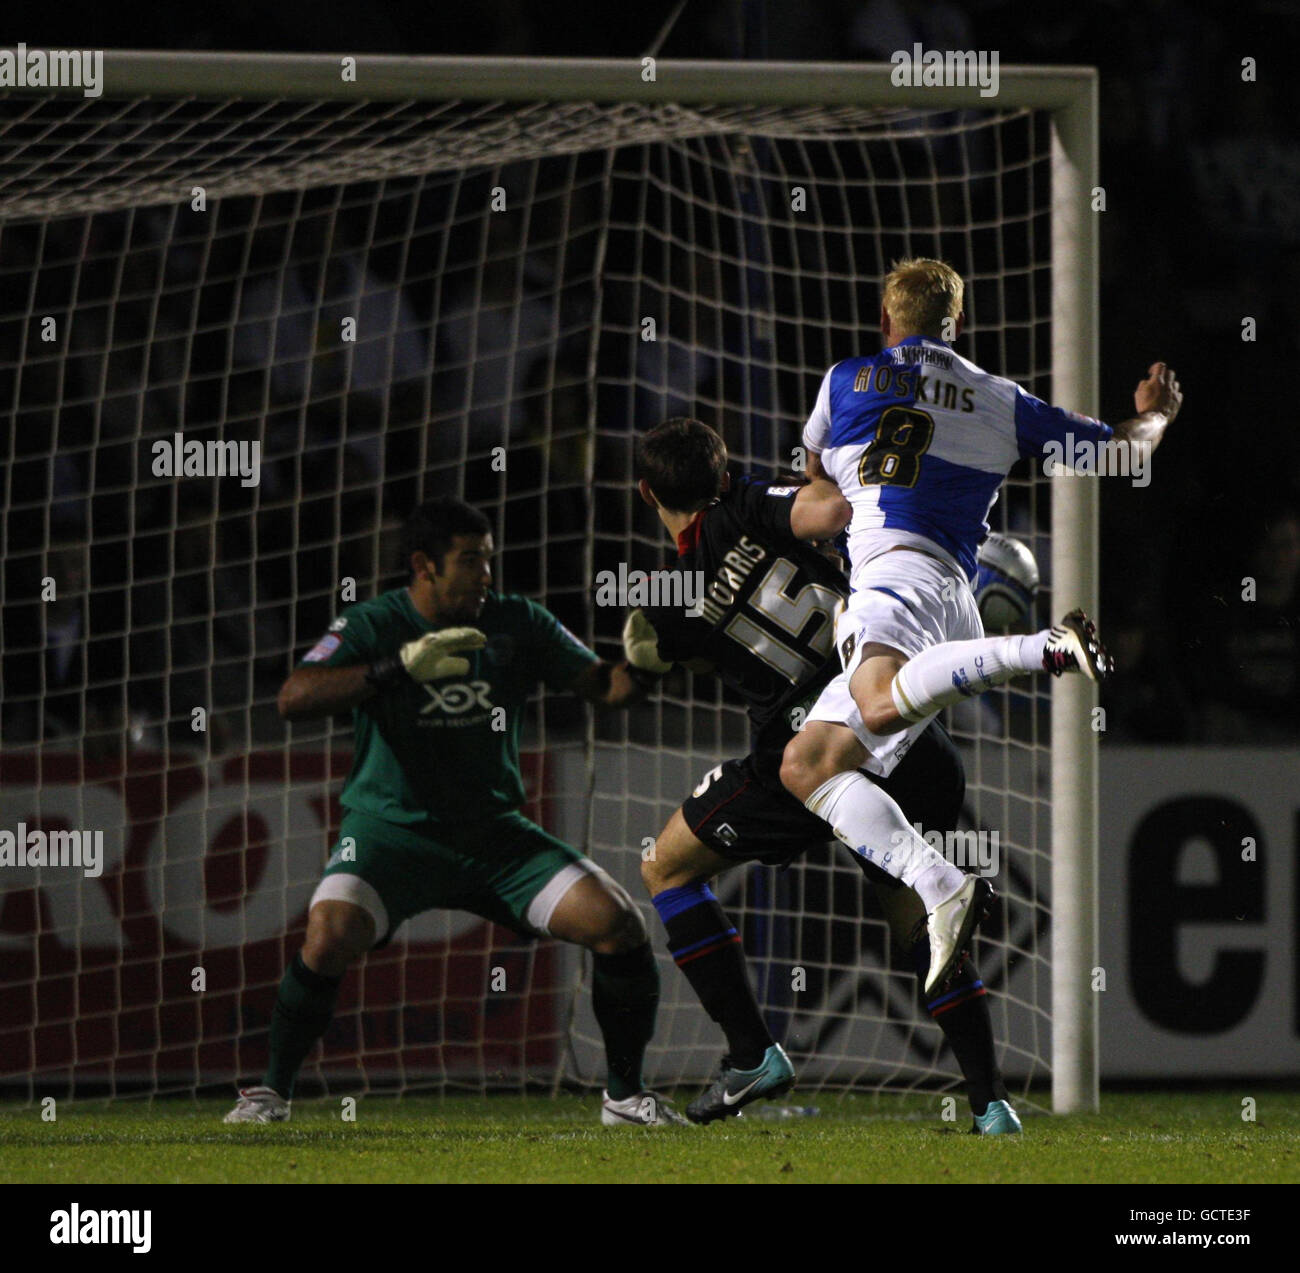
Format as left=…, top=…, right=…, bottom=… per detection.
left=685, top=1044, right=796, bottom=1125
left=971, top=1099, right=1023, bottom=1135
left=1042, top=609, right=1113, bottom=681
left=924, top=875, right=995, bottom=998
left=601, top=1090, right=689, bottom=1127
left=223, top=1085, right=291, bottom=1124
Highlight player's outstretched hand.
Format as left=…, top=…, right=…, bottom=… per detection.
left=622, top=609, right=673, bottom=675
left=1134, top=362, right=1182, bottom=422
left=399, top=628, right=487, bottom=682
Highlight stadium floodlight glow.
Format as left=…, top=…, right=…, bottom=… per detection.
left=0, top=53, right=1097, bottom=1114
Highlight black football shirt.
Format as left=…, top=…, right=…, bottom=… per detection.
left=642, top=477, right=849, bottom=782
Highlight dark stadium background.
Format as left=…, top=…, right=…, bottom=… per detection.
left=2, top=2, right=1296, bottom=1097
left=11, top=0, right=1294, bottom=745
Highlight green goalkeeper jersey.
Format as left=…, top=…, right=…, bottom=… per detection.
left=300, top=587, right=597, bottom=829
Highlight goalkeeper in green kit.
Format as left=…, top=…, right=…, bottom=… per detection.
left=225, top=496, right=685, bottom=1126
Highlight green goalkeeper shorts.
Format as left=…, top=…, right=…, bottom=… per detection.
left=311, top=809, right=598, bottom=944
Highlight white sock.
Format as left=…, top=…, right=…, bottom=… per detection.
left=804, top=770, right=965, bottom=908
left=890, top=630, right=1051, bottom=723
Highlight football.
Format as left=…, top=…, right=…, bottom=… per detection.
left=975, top=532, right=1040, bottom=630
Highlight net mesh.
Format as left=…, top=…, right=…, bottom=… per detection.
left=0, top=91, right=1054, bottom=1104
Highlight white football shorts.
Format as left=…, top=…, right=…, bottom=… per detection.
left=806, top=549, right=983, bottom=777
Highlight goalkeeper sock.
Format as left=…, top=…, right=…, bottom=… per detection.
left=263, top=952, right=343, bottom=1100
left=591, top=943, right=660, bottom=1101
left=804, top=772, right=966, bottom=909
left=652, top=883, right=773, bottom=1071
left=890, top=632, right=1051, bottom=722
left=911, top=938, right=1007, bottom=1116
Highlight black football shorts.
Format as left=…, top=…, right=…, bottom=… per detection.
left=681, top=753, right=834, bottom=866
left=679, top=720, right=965, bottom=869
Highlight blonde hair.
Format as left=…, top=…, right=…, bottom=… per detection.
left=882, top=258, right=964, bottom=338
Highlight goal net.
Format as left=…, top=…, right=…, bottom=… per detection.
left=0, top=56, right=1097, bottom=1110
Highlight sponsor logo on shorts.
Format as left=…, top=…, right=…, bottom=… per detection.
left=713, top=823, right=738, bottom=848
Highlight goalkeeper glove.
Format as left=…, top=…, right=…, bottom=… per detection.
left=622, top=609, right=672, bottom=690
left=366, top=627, right=487, bottom=691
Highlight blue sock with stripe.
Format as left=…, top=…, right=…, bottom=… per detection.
left=912, top=937, right=1007, bottom=1116
left=653, top=882, right=773, bottom=1070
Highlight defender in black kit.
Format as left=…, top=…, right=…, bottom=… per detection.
left=626, top=417, right=1015, bottom=1133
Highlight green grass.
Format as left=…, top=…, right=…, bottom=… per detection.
left=1, top=1091, right=1295, bottom=1184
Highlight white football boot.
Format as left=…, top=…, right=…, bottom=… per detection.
left=600, top=1090, right=689, bottom=1127
left=1042, top=609, right=1113, bottom=681
left=223, top=1085, right=291, bottom=1123
left=924, top=875, right=995, bottom=998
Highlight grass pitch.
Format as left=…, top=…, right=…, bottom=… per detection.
left=1, top=1090, right=1295, bottom=1185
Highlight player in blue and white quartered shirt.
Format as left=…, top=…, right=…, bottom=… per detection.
left=778, top=257, right=1183, bottom=999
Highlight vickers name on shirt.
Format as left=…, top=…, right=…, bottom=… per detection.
left=696, top=536, right=767, bottom=626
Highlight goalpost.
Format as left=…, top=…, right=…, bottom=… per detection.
left=0, top=54, right=1098, bottom=1114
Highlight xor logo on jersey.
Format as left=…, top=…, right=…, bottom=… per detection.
left=418, top=680, right=494, bottom=715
